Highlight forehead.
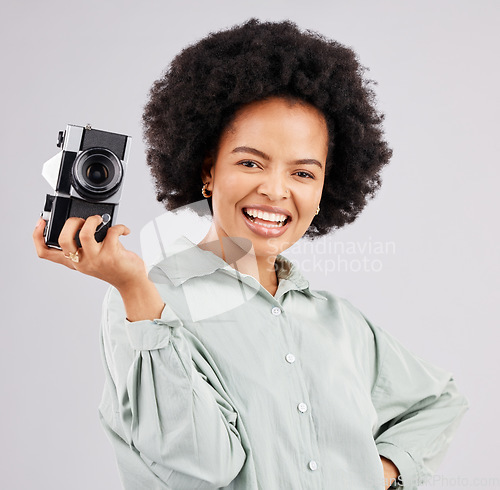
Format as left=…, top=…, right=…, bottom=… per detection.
left=218, top=97, right=328, bottom=150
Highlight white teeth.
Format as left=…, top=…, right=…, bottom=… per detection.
left=259, top=222, right=282, bottom=228
left=244, top=208, right=288, bottom=223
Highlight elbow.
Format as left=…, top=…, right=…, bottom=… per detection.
left=211, top=439, right=247, bottom=487
left=457, top=392, right=470, bottom=419
left=160, top=428, right=247, bottom=489
left=446, top=376, right=470, bottom=413
left=164, top=447, right=246, bottom=489
left=196, top=435, right=247, bottom=488
left=457, top=390, right=470, bottom=410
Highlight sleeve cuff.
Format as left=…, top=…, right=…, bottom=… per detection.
left=125, top=303, right=183, bottom=350
left=377, top=442, right=420, bottom=490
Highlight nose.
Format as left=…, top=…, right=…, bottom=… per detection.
left=257, top=171, right=289, bottom=201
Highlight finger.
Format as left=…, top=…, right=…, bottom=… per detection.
left=33, top=218, right=50, bottom=257
left=79, top=215, right=105, bottom=256
left=33, top=218, right=76, bottom=268
left=32, top=217, right=45, bottom=241
left=100, top=224, right=131, bottom=254
left=58, top=217, right=85, bottom=253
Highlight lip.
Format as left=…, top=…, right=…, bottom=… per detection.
left=241, top=207, right=291, bottom=238
left=241, top=204, right=292, bottom=219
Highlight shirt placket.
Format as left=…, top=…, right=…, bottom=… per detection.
left=211, top=266, right=324, bottom=488
left=268, top=296, right=323, bottom=489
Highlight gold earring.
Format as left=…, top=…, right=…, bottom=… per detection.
left=202, top=182, right=212, bottom=198
left=315, top=206, right=320, bottom=216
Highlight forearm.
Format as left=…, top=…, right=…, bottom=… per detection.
left=101, top=287, right=246, bottom=488
left=117, top=277, right=165, bottom=322
left=375, top=376, right=468, bottom=488
left=364, top=317, right=469, bottom=489
left=126, top=334, right=246, bottom=487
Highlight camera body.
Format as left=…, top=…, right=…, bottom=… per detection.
left=41, top=124, right=131, bottom=248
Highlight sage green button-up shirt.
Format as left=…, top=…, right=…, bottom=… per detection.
left=98, top=235, right=468, bottom=490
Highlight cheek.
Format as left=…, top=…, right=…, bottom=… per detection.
left=227, top=172, right=248, bottom=189
left=211, top=173, right=251, bottom=220
left=215, top=172, right=252, bottom=203
left=312, top=177, right=325, bottom=204
left=299, top=183, right=323, bottom=212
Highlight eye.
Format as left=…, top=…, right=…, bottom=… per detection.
left=295, top=171, right=314, bottom=179
left=238, top=160, right=259, bottom=168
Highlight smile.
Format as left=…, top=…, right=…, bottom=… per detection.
left=242, top=208, right=291, bottom=237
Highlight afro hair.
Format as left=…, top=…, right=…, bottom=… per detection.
left=142, top=18, right=392, bottom=238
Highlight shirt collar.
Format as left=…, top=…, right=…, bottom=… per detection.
left=152, top=235, right=327, bottom=301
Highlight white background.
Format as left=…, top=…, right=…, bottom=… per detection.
left=1, top=1, right=498, bottom=488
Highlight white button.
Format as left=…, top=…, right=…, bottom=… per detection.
left=308, top=460, right=318, bottom=471
left=271, top=306, right=282, bottom=316
left=297, top=402, right=308, bottom=413
left=285, top=353, right=296, bottom=363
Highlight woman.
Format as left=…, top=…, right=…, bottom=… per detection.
left=34, top=19, right=468, bottom=490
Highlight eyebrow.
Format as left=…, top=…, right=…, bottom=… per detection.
left=231, top=146, right=323, bottom=170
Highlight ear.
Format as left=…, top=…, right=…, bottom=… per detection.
left=201, top=151, right=215, bottom=183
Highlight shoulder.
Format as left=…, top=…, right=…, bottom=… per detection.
left=307, top=290, right=430, bottom=374
left=309, top=288, right=377, bottom=337
left=324, top=294, right=408, bottom=367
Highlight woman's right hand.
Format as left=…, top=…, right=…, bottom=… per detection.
left=33, top=215, right=165, bottom=321
left=33, top=215, right=146, bottom=288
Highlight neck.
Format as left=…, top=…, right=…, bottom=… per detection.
left=197, top=225, right=278, bottom=296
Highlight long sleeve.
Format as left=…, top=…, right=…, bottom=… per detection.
left=367, top=318, right=469, bottom=489
left=98, top=286, right=246, bottom=490
left=98, top=235, right=469, bottom=489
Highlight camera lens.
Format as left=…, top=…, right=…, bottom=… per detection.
left=86, top=163, right=109, bottom=185
left=72, top=148, right=123, bottom=201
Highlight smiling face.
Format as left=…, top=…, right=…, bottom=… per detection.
left=201, top=96, right=328, bottom=260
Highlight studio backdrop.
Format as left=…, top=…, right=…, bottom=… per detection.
left=1, top=1, right=498, bottom=489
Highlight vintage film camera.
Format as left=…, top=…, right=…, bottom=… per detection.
left=41, top=124, right=131, bottom=248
